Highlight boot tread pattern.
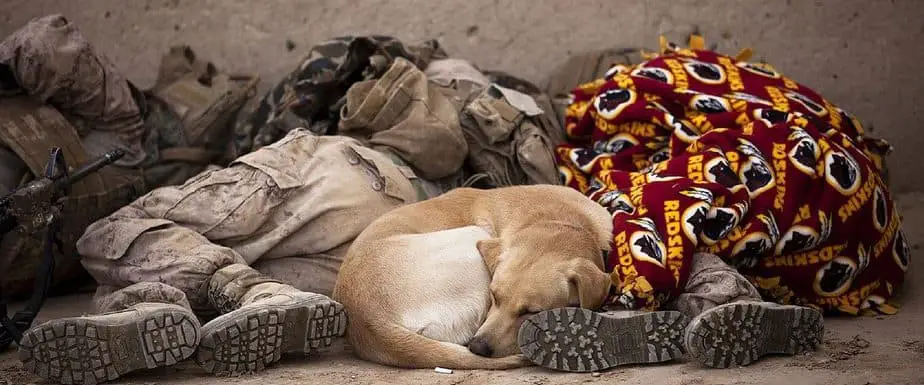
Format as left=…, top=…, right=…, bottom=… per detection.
left=518, top=307, right=687, bottom=373
left=18, top=308, right=198, bottom=385
left=197, top=308, right=286, bottom=375
left=308, top=303, right=346, bottom=350
left=196, top=297, right=347, bottom=376
left=685, top=302, right=824, bottom=368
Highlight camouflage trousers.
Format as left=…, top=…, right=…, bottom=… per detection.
left=668, top=253, right=763, bottom=317
left=0, top=14, right=150, bottom=299
left=77, top=130, right=426, bottom=316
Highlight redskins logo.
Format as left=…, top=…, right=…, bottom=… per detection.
left=788, top=129, right=820, bottom=176
left=595, top=89, right=637, bottom=120
left=630, top=230, right=667, bottom=267
left=679, top=187, right=714, bottom=203
left=593, top=133, right=640, bottom=155
left=819, top=210, right=833, bottom=245
left=682, top=201, right=711, bottom=245
left=737, top=138, right=763, bottom=158
left=670, top=116, right=701, bottom=143
left=758, top=212, right=781, bottom=244
left=857, top=243, right=870, bottom=273
left=649, top=148, right=671, bottom=164
left=598, top=190, right=636, bottom=216
left=837, top=107, right=864, bottom=134
left=824, top=150, right=861, bottom=195
left=587, top=178, right=605, bottom=195
left=893, top=231, right=910, bottom=272
left=727, top=92, right=773, bottom=106
left=873, top=186, right=888, bottom=232
left=645, top=172, right=682, bottom=183
left=616, top=292, right=636, bottom=309
left=701, top=207, right=739, bottom=245
left=739, top=156, right=775, bottom=198
left=649, top=101, right=672, bottom=114
left=690, top=94, right=731, bottom=114
left=631, top=66, right=674, bottom=84
left=569, top=148, right=606, bottom=173
left=860, top=295, right=887, bottom=312
left=736, top=61, right=781, bottom=79
left=734, top=201, right=751, bottom=218
left=753, top=108, right=791, bottom=127
left=604, top=64, right=630, bottom=79
left=732, top=232, right=772, bottom=268
left=682, top=58, right=726, bottom=85
left=785, top=91, right=828, bottom=117
left=775, top=225, right=819, bottom=255
left=813, top=256, right=857, bottom=297
left=705, top=157, right=746, bottom=192
left=558, top=165, right=574, bottom=185
left=628, top=217, right=659, bottom=233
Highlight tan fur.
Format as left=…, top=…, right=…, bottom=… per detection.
left=333, top=185, right=614, bottom=369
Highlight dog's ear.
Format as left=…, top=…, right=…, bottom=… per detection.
left=568, top=259, right=612, bottom=310
left=476, top=238, right=503, bottom=273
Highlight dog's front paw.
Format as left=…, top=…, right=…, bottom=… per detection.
left=496, top=354, right=532, bottom=369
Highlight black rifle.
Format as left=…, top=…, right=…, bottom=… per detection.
left=0, top=147, right=124, bottom=351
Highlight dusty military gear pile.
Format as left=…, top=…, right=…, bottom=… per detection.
left=0, top=148, right=123, bottom=352
left=0, top=15, right=259, bottom=302
left=232, top=34, right=564, bottom=189
left=1, top=15, right=572, bottom=384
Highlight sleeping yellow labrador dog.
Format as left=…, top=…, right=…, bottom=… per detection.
left=333, top=185, right=618, bottom=369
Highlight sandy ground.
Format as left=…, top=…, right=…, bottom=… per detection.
left=0, top=191, right=921, bottom=385
left=1, top=1, right=924, bottom=384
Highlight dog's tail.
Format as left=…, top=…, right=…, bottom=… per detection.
left=348, top=319, right=528, bottom=370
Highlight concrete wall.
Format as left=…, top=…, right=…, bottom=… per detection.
left=2, top=0, right=922, bottom=192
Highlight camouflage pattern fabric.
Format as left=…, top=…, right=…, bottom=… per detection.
left=235, top=35, right=565, bottom=189
left=0, top=15, right=257, bottom=300
left=0, top=14, right=150, bottom=300
left=0, top=14, right=148, bottom=167
left=232, top=35, right=446, bottom=157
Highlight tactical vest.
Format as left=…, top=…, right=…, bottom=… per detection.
left=0, top=96, right=145, bottom=300
left=0, top=49, right=259, bottom=300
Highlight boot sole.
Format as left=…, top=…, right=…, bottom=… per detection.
left=195, top=297, right=347, bottom=376
left=684, top=302, right=824, bottom=368
left=518, top=308, right=688, bottom=372
left=17, top=306, right=199, bottom=385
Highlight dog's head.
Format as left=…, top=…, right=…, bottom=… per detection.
left=467, top=221, right=612, bottom=358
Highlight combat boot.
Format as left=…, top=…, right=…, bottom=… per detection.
left=518, top=307, right=688, bottom=372
left=18, top=303, right=200, bottom=385
left=683, top=301, right=824, bottom=368
left=195, top=264, right=347, bottom=376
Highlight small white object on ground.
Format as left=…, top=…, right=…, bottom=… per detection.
left=435, top=367, right=453, bottom=374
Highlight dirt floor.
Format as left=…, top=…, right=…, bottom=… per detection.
left=1, top=1, right=924, bottom=384
left=0, top=191, right=920, bottom=385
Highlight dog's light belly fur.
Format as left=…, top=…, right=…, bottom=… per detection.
left=334, top=186, right=614, bottom=369
left=391, top=226, right=493, bottom=345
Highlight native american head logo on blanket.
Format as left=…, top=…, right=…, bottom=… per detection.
left=555, top=35, right=909, bottom=316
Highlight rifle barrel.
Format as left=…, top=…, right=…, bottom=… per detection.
left=57, top=149, right=125, bottom=187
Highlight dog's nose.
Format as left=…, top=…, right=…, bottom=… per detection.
left=468, top=337, right=494, bottom=357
